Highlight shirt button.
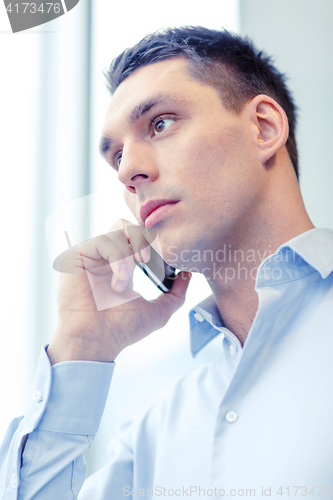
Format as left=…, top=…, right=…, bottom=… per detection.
left=194, top=312, right=204, bottom=322
left=32, top=390, right=43, bottom=402
left=230, top=345, right=237, bottom=355
left=10, top=477, right=18, bottom=489
left=225, top=411, right=238, bottom=423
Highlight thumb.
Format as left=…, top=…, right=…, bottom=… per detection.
left=154, top=271, right=192, bottom=324
left=168, top=271, right=192, bottom=302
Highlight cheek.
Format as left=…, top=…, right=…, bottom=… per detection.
left=180, top=121, right=233, bottom=164
left=164, top=127, right=217, bottom=179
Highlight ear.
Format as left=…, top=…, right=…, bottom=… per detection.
left=246, top=94, right=289, bottom=165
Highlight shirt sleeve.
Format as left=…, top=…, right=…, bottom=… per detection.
left=0, top=345, right=115, bottom=499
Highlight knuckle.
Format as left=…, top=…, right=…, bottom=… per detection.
left=109, top=218, right=125, bottom=231
left=119, top=218, right=132, bottom=226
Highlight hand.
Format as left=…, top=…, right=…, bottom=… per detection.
left=47, top=219, right=191, bottom=365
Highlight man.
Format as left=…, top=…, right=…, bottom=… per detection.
left=1, top=26, right=333, bottom=499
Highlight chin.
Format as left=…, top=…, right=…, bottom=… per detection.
left=156, top=237, right=196, bottom=271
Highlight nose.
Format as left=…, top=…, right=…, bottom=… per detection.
left=117, top=142, right=158, bottom=194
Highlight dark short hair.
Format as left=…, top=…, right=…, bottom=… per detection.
left=106, top=26, right=298, bottom=178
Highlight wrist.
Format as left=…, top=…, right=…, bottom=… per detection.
left=47, top=329, right=119, bottom=365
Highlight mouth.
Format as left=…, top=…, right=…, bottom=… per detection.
left=140, top=199, right=180, bottom=227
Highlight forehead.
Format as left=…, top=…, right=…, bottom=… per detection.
left=102, top=58, right=200, bottom=130
left=110, top=57, right=192, bottom=105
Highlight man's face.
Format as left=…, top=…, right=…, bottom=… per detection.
left=101, top=58, right=263, bottom=270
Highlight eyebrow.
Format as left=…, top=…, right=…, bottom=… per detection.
left=99, top=136, right=111, bottom=158
left=129, top=96, right=161, bottom=123
left=99, top=93, right=188, bottom=158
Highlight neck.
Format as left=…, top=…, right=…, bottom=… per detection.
left=205, top=159, right=314, bottom=346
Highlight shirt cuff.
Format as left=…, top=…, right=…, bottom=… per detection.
left=24, top=344, right=115, bottom=437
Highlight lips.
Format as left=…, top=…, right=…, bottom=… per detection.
left=140, top=199, right=179, bottom=225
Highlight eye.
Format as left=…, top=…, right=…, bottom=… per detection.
left=113, top=152, right=122, bottom=169
left=151, top=117, right=175, bottom=136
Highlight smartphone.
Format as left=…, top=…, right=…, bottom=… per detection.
left=136, top=246, right=176, bottom=293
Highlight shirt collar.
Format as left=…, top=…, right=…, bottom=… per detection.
left=188, top=227, right=333, bottom=357
left=189, top=295, right=225, bottom=357
left=278, top=227, right=333, bottom=279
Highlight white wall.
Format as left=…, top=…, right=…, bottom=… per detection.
left=240, top=0, right=333, bottom=229
left=0, top=28, right=38, bottom=440
left=0, top=0, right=93, bottom=440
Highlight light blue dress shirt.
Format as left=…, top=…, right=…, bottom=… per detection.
left=1, top=228, right=333, bottom=499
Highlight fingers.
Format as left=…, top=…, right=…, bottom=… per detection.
left=80, top=228, right=136, bottom=292
left=106, top=221, right=151, bottom=291
left=54, top=219, right=154, bottom=296
left=154, top=271, right=192, bottom=326
left=53, top=231, right=130, bottom=274
left=125, top=225, right=151, bottom=263
left=109, top=220, right=152, bottom=263
left=110, top=255, right=136, bottom=292
left=80, top=231, right=130, bottom=266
